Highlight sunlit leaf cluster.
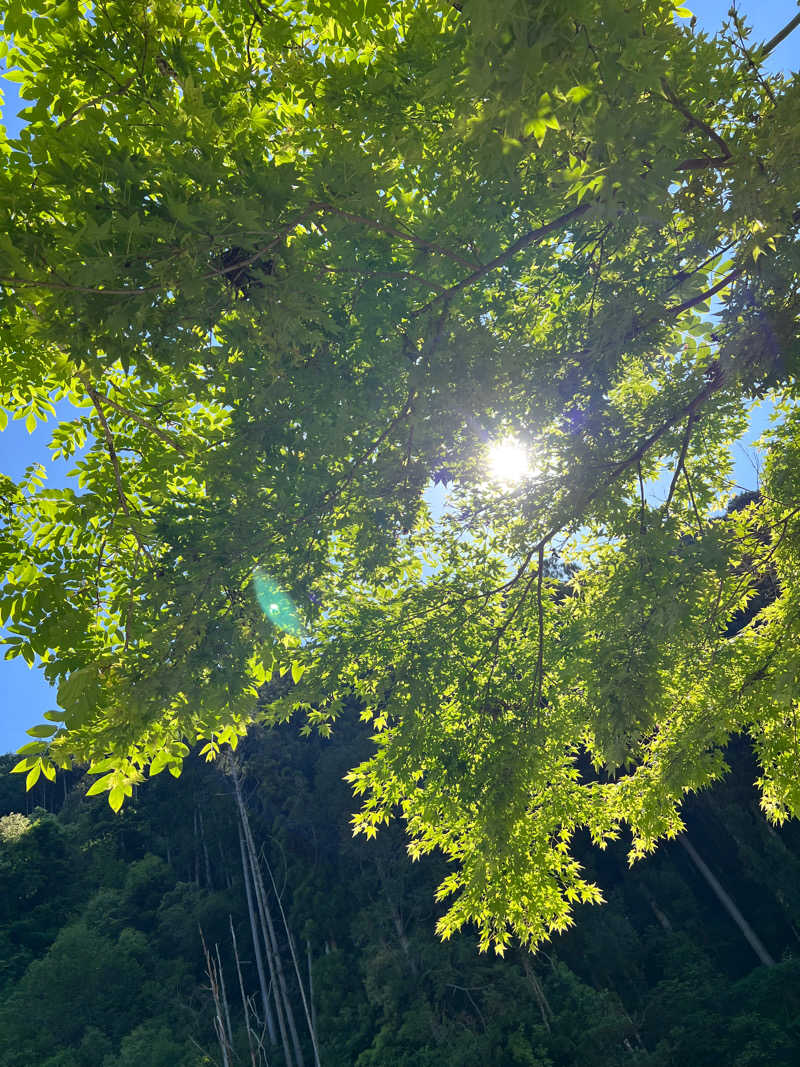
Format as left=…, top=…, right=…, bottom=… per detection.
left=2, top=0, right=800, bottom=949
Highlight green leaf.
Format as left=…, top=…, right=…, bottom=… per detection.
left=25, top=764, right=41, bottom=790
left=88, top=757, right=118, bottom=774
left=566, top=85, right=592, bottom=104
left=26, top=723, right=58, bottom=738
left=149, top=750, right=171, bottom=776
left=86, top=773, right=114, bottom=797
left=15, top=741, right=48, bottom=756
left=11, top=757, right=37, bottom=773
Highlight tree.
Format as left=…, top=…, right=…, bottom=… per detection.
left=1, top=0, right=800, bottom=951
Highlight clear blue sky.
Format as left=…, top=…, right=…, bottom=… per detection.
left=0, top=2, right=797, bottom=753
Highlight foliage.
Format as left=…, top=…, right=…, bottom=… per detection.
left=2, top=0, right=800, bottom=949
left=0, top=725, right=799, bottom=1065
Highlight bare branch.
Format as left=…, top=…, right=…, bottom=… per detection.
left=675, top=154, right=732, bottom=172
left=665, top=266, right=743, bottom=318
left=683, top=463, right=704, bottom=535
left=637, top=461, right=647, bottom=534
left=759, top=12, right=800, bottom=60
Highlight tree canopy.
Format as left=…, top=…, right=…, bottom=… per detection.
left=2, top=0, right=800, bottom=951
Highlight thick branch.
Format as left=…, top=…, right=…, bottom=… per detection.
left=675, top=154, right=732, bottom=172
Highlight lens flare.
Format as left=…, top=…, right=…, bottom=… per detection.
left=253, top=570, right=306, bottom=638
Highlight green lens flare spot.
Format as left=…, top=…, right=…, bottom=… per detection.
left=253, top=569, right=306, bottom=638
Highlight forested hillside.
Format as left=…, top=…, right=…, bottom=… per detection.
left=1, top=721, right=799, bottom=1066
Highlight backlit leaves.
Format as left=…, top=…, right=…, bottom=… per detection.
left=1, top=0, right=799, bottom=951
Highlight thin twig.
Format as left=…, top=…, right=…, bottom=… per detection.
left=729, top=8, right=776, bottom=104
left=664, top=414, right=694, bottom=514
left=535, top=542, right=545, bottom=720
left=311, top=201, right=477, bottom=269
left=413, top=203, right=593, bottom=316
left=57, top=75, right=136, bottom=129
left=98, top=389, right=190, bottom=457
left=81, top=376, right=153, bottom=563
left=660, top=77, right=731, bottom=161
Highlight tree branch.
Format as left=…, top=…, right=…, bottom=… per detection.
left=758, top=12, right=800, bottom=60
left=728, top=9, right=776, bottom=105
left=675, top=154, right=732, bottom=172
left=98, top=389, right=190, bottom=458
left=413, top=203, right=593, bottom=316
left=665, top=266, right=743, bottom=318
left=57, top=75, right=136, bottom=129
left=535, top=542, right=545, bottom=718
left=637, top=461, right=647, bottom=534
left=311, top=202, right=477, bottom=270
left=660, top=77, right=731, bottom=161
left=664, top=413, right=695, bottom=514
left=81, top=376, right=153, bottom=563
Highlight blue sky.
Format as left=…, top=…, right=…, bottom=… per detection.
left=0, top=1, right=797, bottom=753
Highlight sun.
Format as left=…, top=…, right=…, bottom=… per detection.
left=486, top=437, right=532, bottom=485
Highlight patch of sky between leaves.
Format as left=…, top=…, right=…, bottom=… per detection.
left=0, top=398, right=91, bottom=488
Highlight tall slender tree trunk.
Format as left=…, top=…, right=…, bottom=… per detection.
left=375, top=856, right=417, bottom=976
left=193, top=805, right=201, bottom=886
left=263, top=848, right=322, bottom=1067
left=246, top=822, right=305, bottom=1067
left=645, top=893, right=673, bottom=932
left=231, top=915, right=259, bottom=1067
left=216, top=942, right=235, bottom=1055
left=238, top=825, right=277, bottom=1047
left=520, top=952, right=553, bottom=1033
left=240, top=822, right=290, bottom=1063
left=200, top=929, right=232, bottom=1067
left=231, top=765, right=301, bottom=1066
left=199, top=808, right=213, bottom=889
left=307, top=941, right=318, bottom=1051
left=678, top=833, right=776, bottom=967
left=220, top=841, right=234, bottom=890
